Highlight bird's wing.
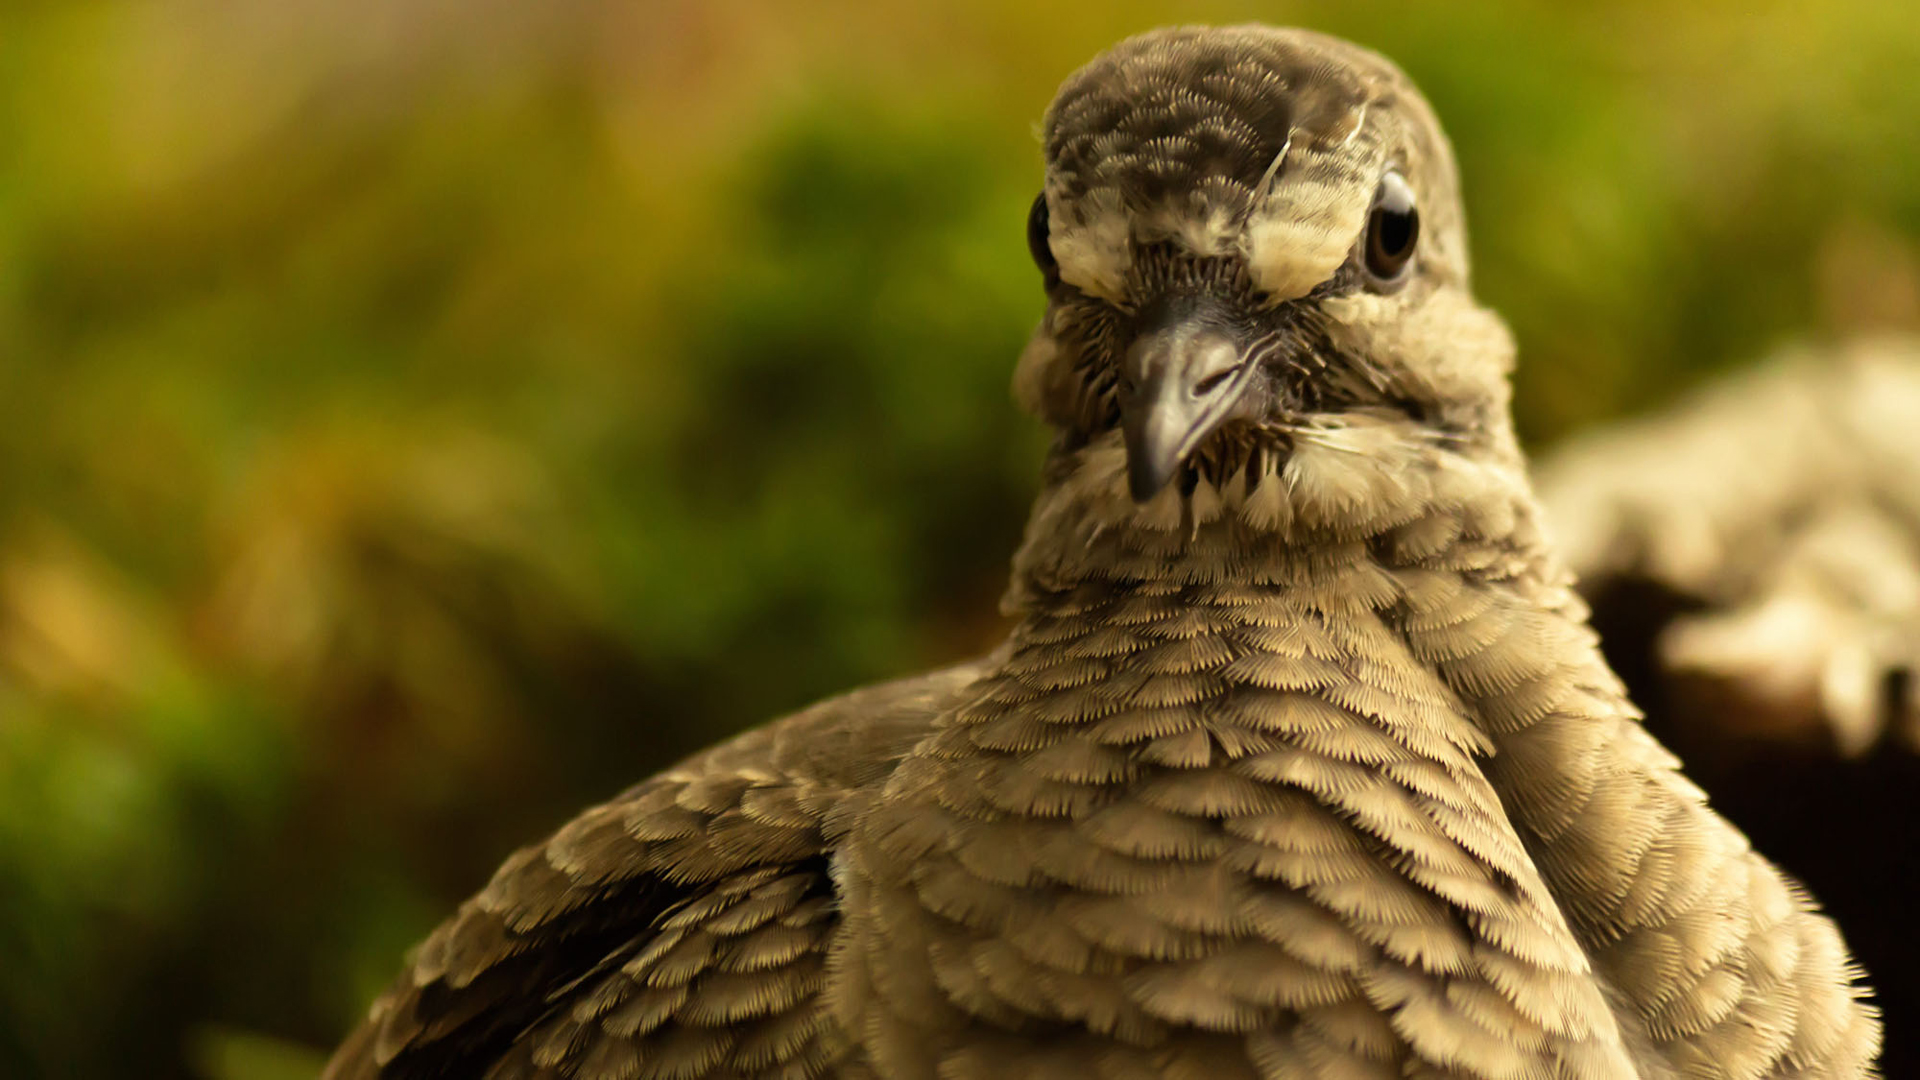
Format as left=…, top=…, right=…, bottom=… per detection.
left=323, top=660, right=991, bottom=1080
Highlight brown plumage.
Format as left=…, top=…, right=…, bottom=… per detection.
left=325, top=25, right=1881, bottom=1080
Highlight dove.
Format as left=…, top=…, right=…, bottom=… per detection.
left=325, top=25, right=1881, bottom=1080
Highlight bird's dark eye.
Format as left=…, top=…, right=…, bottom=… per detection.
left=1362, top=171, right=1419, bottom=285
left=1027, top=192, right=1059, bottom=287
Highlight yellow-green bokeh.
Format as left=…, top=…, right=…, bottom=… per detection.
left=3, top=2, right=1918, bottom=1076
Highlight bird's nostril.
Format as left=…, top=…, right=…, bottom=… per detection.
left=1194, top=368, right=1237, bottom=396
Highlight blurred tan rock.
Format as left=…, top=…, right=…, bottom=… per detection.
left=1539, top=337, right=1920, bottom=755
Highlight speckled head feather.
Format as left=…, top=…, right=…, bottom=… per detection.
left=1039, top=26, right=1467, bottom=304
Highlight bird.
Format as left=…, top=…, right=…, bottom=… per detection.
left=324, top=25, right=1883, bottom=1080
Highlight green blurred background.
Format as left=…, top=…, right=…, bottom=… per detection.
left=4, top=1, right=1919, bottom=1076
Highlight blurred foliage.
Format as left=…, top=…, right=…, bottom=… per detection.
left=2, top=0, right=1918, bottom=1076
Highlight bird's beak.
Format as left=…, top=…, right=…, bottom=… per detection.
left=1120, top=299, right=1254, bottom=502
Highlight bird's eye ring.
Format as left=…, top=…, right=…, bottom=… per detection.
left=1362, top=171, right=1419, bottom=286
left=1027, top=192, right=1059, bottom=287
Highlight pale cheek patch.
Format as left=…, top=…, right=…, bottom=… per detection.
left=1050, top=190, right=1130, bottom=304
left=1240, top=181, right=1372, bottom=302
left=1054, top=198, right=1244, bottom=302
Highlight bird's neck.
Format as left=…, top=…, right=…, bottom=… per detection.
left=1005, top=422, right=1558, bottom=612
left=985, top=424, right=1657, bottom=948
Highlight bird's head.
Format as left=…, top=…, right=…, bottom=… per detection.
left=1015, top=25, right=1518, bottom=510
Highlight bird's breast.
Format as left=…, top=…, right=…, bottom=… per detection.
left=828, top=562, right=1634, bottom=1078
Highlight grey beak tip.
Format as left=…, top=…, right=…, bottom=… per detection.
left=1120, top=311, right=1249, bottom=505
left=1127, top=457, right=1173, bottom=503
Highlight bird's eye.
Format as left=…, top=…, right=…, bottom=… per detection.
left=1362, top=171, right=1419, bottom=285
left=1027, top=192, right=1059, bottom=287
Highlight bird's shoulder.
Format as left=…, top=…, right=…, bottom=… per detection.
left=324, top=657, right=994, bottom=1080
